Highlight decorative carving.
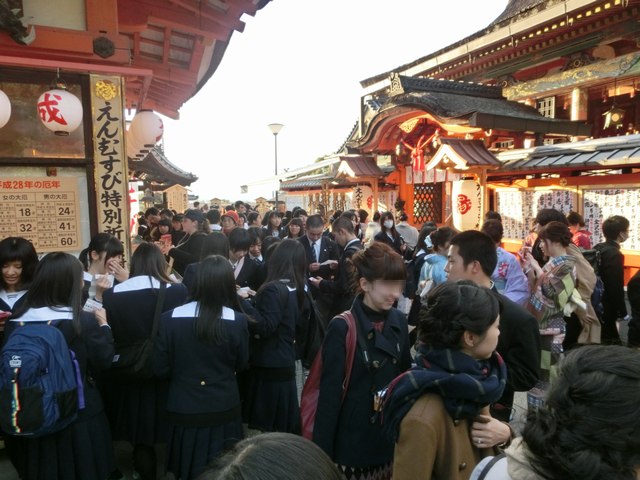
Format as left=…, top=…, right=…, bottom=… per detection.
left=562, top=52, right=594, bottom=71
left=94, top=80, right=118, bottom=101
left=389, top=72, right=405, bottom=96
left=93, top=36, right=115, bottom=59
left=388, top=73, right=503, bottom=99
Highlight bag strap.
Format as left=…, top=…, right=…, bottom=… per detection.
left=150, top=282, right=167, bottom=341
left=338, top=311, right=358, bottom=400
left=476, top=452, right=506, bottom=480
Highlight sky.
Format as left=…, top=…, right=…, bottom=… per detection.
left=161, top=0, right=509, bottom=203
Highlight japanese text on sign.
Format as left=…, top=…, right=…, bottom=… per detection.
left=90, top=75, right=129, bottom=253
left=0, top=177, right=80, bottom=252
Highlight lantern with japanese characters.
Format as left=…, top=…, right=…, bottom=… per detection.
left=451, top=179, right=483, bottom=231
left=0, top=89, right=11, bottom=128
left=129, top=110, right=163, bottom=148
left=37, top=87, right=83, bottom=135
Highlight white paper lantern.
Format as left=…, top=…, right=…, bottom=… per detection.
left=451, top=180, right=484, bottom=231
left=37, top=88, right=83, bottom=135
left=0, top=89, right=11, bottom=128
left=129, top=110, right=163, bottom=147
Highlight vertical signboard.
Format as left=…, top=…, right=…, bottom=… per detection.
left=90, top=75, right=130, bottom=259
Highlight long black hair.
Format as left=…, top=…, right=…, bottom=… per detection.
left=191, top=255, right=239, bottom=343
left=261, top=239, right=306, bottom=311
left=129, top=242, right=173, bottom=284
left=0, top=237, right=39, bottom=291
left=13, top=252, right=84, bottom=333
left=79, top=233, right=124, bottom=271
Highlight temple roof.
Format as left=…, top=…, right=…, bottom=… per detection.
left=351, top=74, right=591, bottom=152
left=129, top=146, right=198, bottom=187
left=427, top=138, right=502, bottom=171
left=493, top=134, right=640, bottom=174
left=488, top=0, right=550, bottom=27
left=0, top=0, right=273, bottom=119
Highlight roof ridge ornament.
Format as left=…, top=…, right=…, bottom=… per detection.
left=387, top=73, right=504, bottom=99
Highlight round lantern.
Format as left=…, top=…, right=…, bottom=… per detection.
left=129, top=110, right=163, bottom=147
left=37, top=87, right=83, bottom=135
left=0, top=89, right=11, bottom=128
left=126, top=129, right=152, bottom=161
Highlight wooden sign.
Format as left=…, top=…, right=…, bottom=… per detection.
left=0, top=177, right=81, bottom=252
left=90, top=75, right=131, bottom=259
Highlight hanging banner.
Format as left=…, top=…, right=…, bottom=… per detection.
left=90, top=75, right=131, bottom=260
left=351, top=185, right=374, bottom=213
left=451, top=179, right=483, bottom=231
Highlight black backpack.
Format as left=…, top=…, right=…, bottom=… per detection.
left=580, top=246, right=605, bottom=318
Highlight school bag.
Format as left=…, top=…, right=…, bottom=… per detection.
left=300, top=311, right=357, bottom=440
left=0, top=322, right=84, bottom=437
left=580, top=246, right=605, bottom=319
left=111, top=282, right=166, bottom=379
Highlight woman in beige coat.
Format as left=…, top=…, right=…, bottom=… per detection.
left=382, top=281, right=511, bottom=480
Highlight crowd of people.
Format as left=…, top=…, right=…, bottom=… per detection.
left=1, top=201, right=639, bottom=480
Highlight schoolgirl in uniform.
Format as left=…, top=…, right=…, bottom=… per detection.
left=262, top=210, right=283, bottom=238
left=163, top=209, right=210, bottom=276
left=373, top=212, right=407, bottom=257
left=78, top=232, right=128, bottom=304
left=153, top=255, right=249, bottom=479
left=239, top=239, right=305, bottom=434
left=313, top=242, right=412, bottom=480
left=4, top=252, right=115, bottom=480
left=0, top=236, right=39, bottom=320
left=102, top=242, right=188, bottom=480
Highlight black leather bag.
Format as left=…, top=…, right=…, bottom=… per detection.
left=111, top=283, right=166, bottom=379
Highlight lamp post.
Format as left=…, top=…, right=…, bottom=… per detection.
left=268, top=123, right=284, bottom=212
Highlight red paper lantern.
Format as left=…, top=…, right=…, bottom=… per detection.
left=37, top=88, right=83, bottom=135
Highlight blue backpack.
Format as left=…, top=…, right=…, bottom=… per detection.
left=0, top=322, right=84, bottom=437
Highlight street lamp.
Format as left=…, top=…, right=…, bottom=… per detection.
left=268, top=123, right=284, bottom=211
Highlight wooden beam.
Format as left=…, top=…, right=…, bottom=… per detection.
left=167, top=0, right=245, bottom=32
left=86, top=0, right=119, bottom=34
left=133, top=58, right=198, bottom=85
left=0, top=54, right=151, bottom=77
left=118, top=0, right=233, bottom=41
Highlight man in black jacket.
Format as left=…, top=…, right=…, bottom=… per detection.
left=299, top=214, right=339, bottom=327
left=445, top=230, right=541, bottom=422
left=594, top=215, right=630, bottom=345
left=309, top=215, right=363, bottom=318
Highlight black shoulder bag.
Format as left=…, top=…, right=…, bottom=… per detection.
left=111, top=282, right=167, bottom=380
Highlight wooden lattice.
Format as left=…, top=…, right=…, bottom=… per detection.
left=413, top=183, right=443, bottom=224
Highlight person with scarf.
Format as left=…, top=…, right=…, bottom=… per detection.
left=382, top=281, right=509, bottom=480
